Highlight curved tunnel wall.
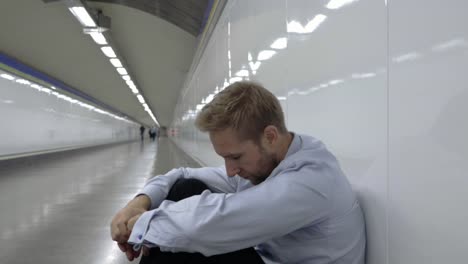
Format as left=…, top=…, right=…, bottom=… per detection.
left=0, top=54, right=140, bottom=159
left=171, top=0, right=468, bottom=263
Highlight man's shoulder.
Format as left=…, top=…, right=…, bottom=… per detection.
left=287, top=134, right=328, bottom=160
left=278, top=134, right=338, bottom=174
left=296, top=133, right=324, bottom=148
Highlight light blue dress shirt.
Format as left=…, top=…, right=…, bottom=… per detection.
left=128, top=134, right=366, bottom=264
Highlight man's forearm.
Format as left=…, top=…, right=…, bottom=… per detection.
left=127, top=194, right=151, bottom=210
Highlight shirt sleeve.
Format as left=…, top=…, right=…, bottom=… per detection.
left=138, top=166, right=238, bottom=209
left=128, top=164, right=332, bottom=256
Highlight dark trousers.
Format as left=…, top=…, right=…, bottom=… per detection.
left=139, top=178, right=265, bottom=264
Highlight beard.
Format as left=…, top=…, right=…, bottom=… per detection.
left=249, top=148, right=279, bottom=185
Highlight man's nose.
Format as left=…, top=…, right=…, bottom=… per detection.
left=225, top=160, right=239, bottom=177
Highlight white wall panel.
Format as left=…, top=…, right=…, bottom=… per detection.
left=171, top=0, right=468, bottom=263
left=285, top=1, right=388, bottom=263
left=0, top=69, right=139, bottom=158
left=388, top=0, right=468, bottom=263
left=172, top=0, right=386, bottom=262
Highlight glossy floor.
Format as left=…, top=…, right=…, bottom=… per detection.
left=0, top=138, right=199, bottom=264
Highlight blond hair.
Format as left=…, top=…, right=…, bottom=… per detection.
left=195, top=81, right=287, bottom=142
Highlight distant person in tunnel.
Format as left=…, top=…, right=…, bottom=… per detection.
left=139, top=126, right=145, bottom=141
left=149, top=127, right=157, bottom=141
left=111, top=81, right=366, bottom=264
left=148, top=128, right=153, bottom=141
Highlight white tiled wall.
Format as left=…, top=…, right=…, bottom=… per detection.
left=171, top=0, right=468, bottom=263
left=0, top=69, right=139, bottom=158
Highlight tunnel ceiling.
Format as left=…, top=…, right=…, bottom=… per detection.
left=0, top=0, right=213, bottom=127
left=87, top=0, right=210, bottom=36
left=44, top=0, right=211, bottom=36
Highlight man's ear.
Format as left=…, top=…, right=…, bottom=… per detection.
left=263, top=125, right=278, bottom=146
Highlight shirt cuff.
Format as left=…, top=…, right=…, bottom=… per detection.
left=128, top=209, right=159, bottom=251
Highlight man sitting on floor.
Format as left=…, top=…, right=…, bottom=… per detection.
left=110, top=81, right=366, bottom=264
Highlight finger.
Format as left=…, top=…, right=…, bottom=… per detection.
left=117, top=242, right=127, bottom=253
left=134, top=248, right=141, bottom=259
left=114, top=222, right=129, bottom=242
left=125, top=243, right=134, bottom=252
left=111, top=221, right=122, bottom=241
left=127, top=243, right=137, bottom=256
left=126, top=249, right=134, bottom=261
left=110, top=220, right=119, bottom=240
left=143, top=246, right=150, bottom=256
left=125, top=244, right=136, bottom=261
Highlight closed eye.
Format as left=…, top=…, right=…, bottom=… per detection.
left=225, top=155, right=241, bottom=160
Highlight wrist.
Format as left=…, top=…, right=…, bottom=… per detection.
left=127, top=194, right=151, bottom=210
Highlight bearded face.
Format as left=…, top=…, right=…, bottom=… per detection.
left=210, top=128, right=279, bottom=185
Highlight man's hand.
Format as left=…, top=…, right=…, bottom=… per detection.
left=127, top=213, right=142, bottom=231
left=110, top=195, right=151, bottom=261
left=122, top=213, right=150, bottom=260
left=111, top=206, right=147, bottom=243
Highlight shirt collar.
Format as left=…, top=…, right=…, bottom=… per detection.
left=284, top=132, right=302, bottom=159
left=268, top=132, right=302, bottom=178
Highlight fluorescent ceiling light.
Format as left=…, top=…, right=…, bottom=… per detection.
left=287, top=14, right=327, bottom=34
left=90, top=32, right=107, bottom=45
left=30, top=84, right=42, bottom=90
left=205, top=94, right=215, bottom=104
left=277, top=96, right=287, bottom=100
left=257, top=50, right=276, bottom=61
left=137, top=94, right=145, bottom=103
left=16, top=79, right=30, bottom=85
left=129, top=86, right=139, bottom=94
left=305, top=15, right=327, bottom=32
left=249, top=61, right=261, bottom=71
left=326, top=0, right=358, bottom=9
left=432, top=38, right=468, bottom=52
left=235, top=69, right=249, bottom=77
left=351, top=72, right=376, bottom=79
left=110, top=58, right=122, bottom=68
left=116, top=67, right=128, bottom=75
left=101, top=46, right=116, bottom=58
left=287, top=21, right=304, bottom=33
left=392, top=52, right=422, bottom=63
left=0, top=73, right=15, bottom=80
left=41, top=88, right=52, bottom=93
left=69, top=7, right=96, bottom=27
left=122, top=75, right=131, bottom=81
left=229, top=77, right=243, bottom=83
left=329, top=79, right=344, bottom=85
left=126, top=80, right=134, bottom=86
left=270, top=38, right=288, bottom=49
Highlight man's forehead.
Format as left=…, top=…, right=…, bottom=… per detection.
left=212, top=139, right=243, bottom=156
left=209, top=129, right=240, bottom=144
